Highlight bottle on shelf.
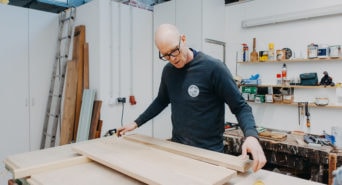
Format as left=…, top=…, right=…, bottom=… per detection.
left=276, top=73, right=282, bottom=85
left=268, top=43, right=275, bottom=61
left=242, top=43, right=249, bottom=62
left=250, top=38, right=258, bottom=62
left=281, top=63, right=287, bottom=85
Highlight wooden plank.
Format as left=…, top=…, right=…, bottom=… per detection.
left=328, top=153, right=337, bottom=185
left=72, top=25, right=86, bottom=141
left=76, top=89, right=96, bottom=142
left=124, top=134, right=251, bottom=172
left=27, top=162, right=144, bottom=185
left=72, top=137, right=236, bottom=185
left=88, top=100, right=102, bottom=139
left=4, top=144, right=88, bottom=179
left=95, top=120, right=103, bottom=138
left=83, top=42, right=89, bottom=89
left=60, top=60, right=78, bottom=145
left=228, top=169, right=325, bottom=185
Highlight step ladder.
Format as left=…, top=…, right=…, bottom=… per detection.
left=40, top=7, right=76, bottom=149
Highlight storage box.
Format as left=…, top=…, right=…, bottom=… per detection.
left=255, top=95, right=265, bottom=103
left=273, top=94, right=283, bottom=103
left=283, top=95, right=294, bottom=104
left=241, top=79, right=261, bottom=85
left=265, top=94, right=273, bottom=103
left=241, top=86, right=257, bottom=94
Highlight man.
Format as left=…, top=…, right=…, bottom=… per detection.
left=117, top=24, right=266, bottom=172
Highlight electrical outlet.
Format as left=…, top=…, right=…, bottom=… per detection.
left=117, top=97, right=126, bottom=103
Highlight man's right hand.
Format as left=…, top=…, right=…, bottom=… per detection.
left=116, top=122, right=138, bottom=137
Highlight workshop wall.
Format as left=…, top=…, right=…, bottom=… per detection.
left=74, top=0, right=154, bottom=137
left=225, top=0, right=342, bottom=135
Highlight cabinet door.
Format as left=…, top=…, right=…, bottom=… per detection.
left=0, top=5, right=30, bottom=182
left=28, top=9, right=58, bottom=150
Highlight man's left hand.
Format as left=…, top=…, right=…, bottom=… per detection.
left=241, top=136, right=267, bottom=172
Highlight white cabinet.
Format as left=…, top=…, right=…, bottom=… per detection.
left=0, top=6, right=57, bottom=182
left=152, top=0, right=225, bottom=139
left=0, top=6, right=30, bottom=175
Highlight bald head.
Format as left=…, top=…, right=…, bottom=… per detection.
left=155, top=24, right=180, bottom=50
left=155, top=24, right=192, bottom=68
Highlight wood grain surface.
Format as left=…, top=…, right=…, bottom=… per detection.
left=124, top=134, right=251, bottom=172
left=72, top=137, right=236, bottom=185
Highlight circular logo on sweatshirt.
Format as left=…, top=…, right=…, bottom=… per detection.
left=188, top=85, right=199, bottom=97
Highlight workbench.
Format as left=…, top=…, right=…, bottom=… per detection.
left=5, top=134, right=325, bottom=185
left=224, top=129, right=341, bottom=185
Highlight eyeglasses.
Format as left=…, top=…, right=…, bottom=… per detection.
left=159, top=36, right=181, bottom=61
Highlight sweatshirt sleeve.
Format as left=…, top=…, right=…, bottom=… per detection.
left=212, top=61, right=259, bottom=139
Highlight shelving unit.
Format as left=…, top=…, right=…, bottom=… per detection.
left=247, top=101, right=342, bottom=109
left=238, top=57, right=342, bottom=109
left=237, top=57, right=342, bottom=64
left=252, top=84, right=338, bottom=89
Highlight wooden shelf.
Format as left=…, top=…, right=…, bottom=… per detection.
left=237, top=57, right=342, bottom=64
left=244, top=84, right=339, bottom=89
left=247, top=101, right=342, bottom=109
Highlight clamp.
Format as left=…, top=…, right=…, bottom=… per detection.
left=104, top=128, right=117, bottom=137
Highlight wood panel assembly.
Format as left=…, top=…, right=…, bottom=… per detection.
left=27, top=162, right=144, bottom=185
left=72, top=137, right=236, bottom=185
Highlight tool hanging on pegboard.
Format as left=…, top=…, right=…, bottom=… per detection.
left=40, top=7, right=76, bottom=149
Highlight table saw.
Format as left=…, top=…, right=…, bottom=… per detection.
left=4, top=134, right=325, bottom=185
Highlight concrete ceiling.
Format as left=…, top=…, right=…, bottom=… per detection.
left=8, top=0, right=170, bottom=13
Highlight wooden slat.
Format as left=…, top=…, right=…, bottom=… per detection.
left=76, top=89, right=96, bottom=142
left=60, top=60, right=78, bottom=145
left=88, top=100, right=102, bottom=139
left=4, top=144, right=88, bottom=179
left=95, top=120, right=103, bottom=138
left=83, top=42, right=89, bottom=89
left=72, top=137, right=236, bottom=185
left=328, top=153, right=337, bottom=185
left=124, top=134, right=251, bottom=172
left=27, top=162, right=144, bottom=185
left=229, top=169, right=324, bottom=185
left=72, top=25, right=86, bottom=141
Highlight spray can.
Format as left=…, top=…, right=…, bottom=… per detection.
left=242, top=43, right=249, bottom=62
left=281, top=63, right=287, bottom=85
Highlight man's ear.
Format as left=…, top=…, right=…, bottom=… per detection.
left=181, top=34, right=186, bottom=43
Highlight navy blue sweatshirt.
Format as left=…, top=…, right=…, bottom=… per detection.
left=135, top=50, right=258, bottom=152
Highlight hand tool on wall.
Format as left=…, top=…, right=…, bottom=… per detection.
left=250, top=38, right=258, bottom=62
left=305, top=102, right=311, bottom=129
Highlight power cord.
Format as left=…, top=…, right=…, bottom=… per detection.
left=120, top=100, right=125, bottom=127
left=104, top=97, right=126, bottom=137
